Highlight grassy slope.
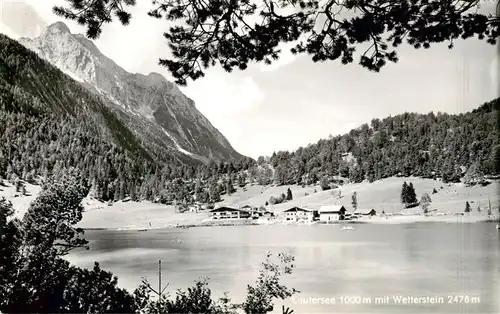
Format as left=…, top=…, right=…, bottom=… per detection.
left=231, top=177, right=500, bottom=214
left=0, top=180, right=201, bottom=229
left=0, top=181, right=41, bottom=218
left=218, top=184, right=321, bottom=208
left=80, top=201, right=204, bottom=229
left=3, top=177, right=498, bottom=229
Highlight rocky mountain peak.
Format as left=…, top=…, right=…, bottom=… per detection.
left=73, top=33, right=105, bottom=57
left=47, top=21, right=71, bottom=34
left=147, top=72, right=166, bottom=82
left=18, top=22, right=243, bottom=163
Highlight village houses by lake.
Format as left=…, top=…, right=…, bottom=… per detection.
left=204, top=203, right=377, bottom=224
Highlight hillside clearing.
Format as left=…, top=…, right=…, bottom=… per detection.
left=256, top=177, right=499, bottom=214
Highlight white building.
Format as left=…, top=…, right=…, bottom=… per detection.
left=209, top=207, right=252, bottom=219
left=353, top=209, right=377, bottom=217
left=318, top=205, right=347, bottom=222
left=283, top=207, right=317, bottom=222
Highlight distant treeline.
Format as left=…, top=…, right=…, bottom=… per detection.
left=266, top=98, right=499, bottom=186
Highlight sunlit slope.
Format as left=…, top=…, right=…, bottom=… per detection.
left=222, top=177, right=499, bottom=214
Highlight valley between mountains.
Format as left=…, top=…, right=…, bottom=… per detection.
left=0, top=22, right=499, bottom=229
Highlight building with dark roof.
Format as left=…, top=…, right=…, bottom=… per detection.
left=209, top=206, right=251, bottom=219
left=283, top=206, right=318, bottom=222
left=318, top=205, right=347, bottom=222
left=353, top=209, right=377, bottom=216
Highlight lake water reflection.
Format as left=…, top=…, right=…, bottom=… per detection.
left=67, top=223, right=500, bottom=313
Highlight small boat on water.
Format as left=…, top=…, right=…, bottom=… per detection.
left=138, top=222, right=152, bottom=232
left=341, top=225, right=354, bottom=230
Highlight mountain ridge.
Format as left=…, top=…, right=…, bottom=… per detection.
left=18, top=21, right=244, bottom=163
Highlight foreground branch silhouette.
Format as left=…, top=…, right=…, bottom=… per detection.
left=54, top=0, right=499, bottom=85
left=0, top=167, right=297, bottom=313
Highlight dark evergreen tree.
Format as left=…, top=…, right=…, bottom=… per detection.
left=349, top=164, right=363, bottom=183
left=465, top=201, right=471, bottom=213
left=118, top=180, right=125, bottom=200
left=209, top=180, right=221, bottom=203
left=14, top=178, right=22, bottom=193
left=401, top=182, right=418, bottom=207
left=238, top=174, right=246, bottom=187
left=0, top=197, right=21, bottom=309
left=59, top=262, right=136, bottom=313
left=400, top=182, right=409, bottom=205
left=320, top=177, right=330, bottom=191
left=351, top=192, right=358, bottom=211
left=226, top=177, right=235, bottom=195
left=286, top=188, right=293, bottom=201
left=408, top=183, right=418, bottom=204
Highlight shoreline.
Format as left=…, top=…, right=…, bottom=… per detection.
left=4, top=178, right=498, bottom=231
left=81, top=214, right=500, bottom=232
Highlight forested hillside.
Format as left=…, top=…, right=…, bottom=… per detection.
left=1, top=33, right=498, bottom=207
left=0, top=33, right=252, bottom=203
left=267, top=98, right=500, bottom=186
left=186, top=99, right=499, bottom=208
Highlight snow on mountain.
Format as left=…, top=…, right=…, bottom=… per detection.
left=19, top=22, right=244, bottom=162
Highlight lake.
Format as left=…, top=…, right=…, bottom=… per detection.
left=67, top=222, right=500, bottom=313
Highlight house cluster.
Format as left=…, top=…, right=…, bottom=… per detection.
left=209, top=205, right=275, bottom=220
left=208, top=203, right=376, bottom=222
left=317, top=206, right=376, bottom=222
left=282, top=205, right=376, bottom=222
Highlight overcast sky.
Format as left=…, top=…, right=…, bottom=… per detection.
left=1, top=0, right=498, bottom=159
